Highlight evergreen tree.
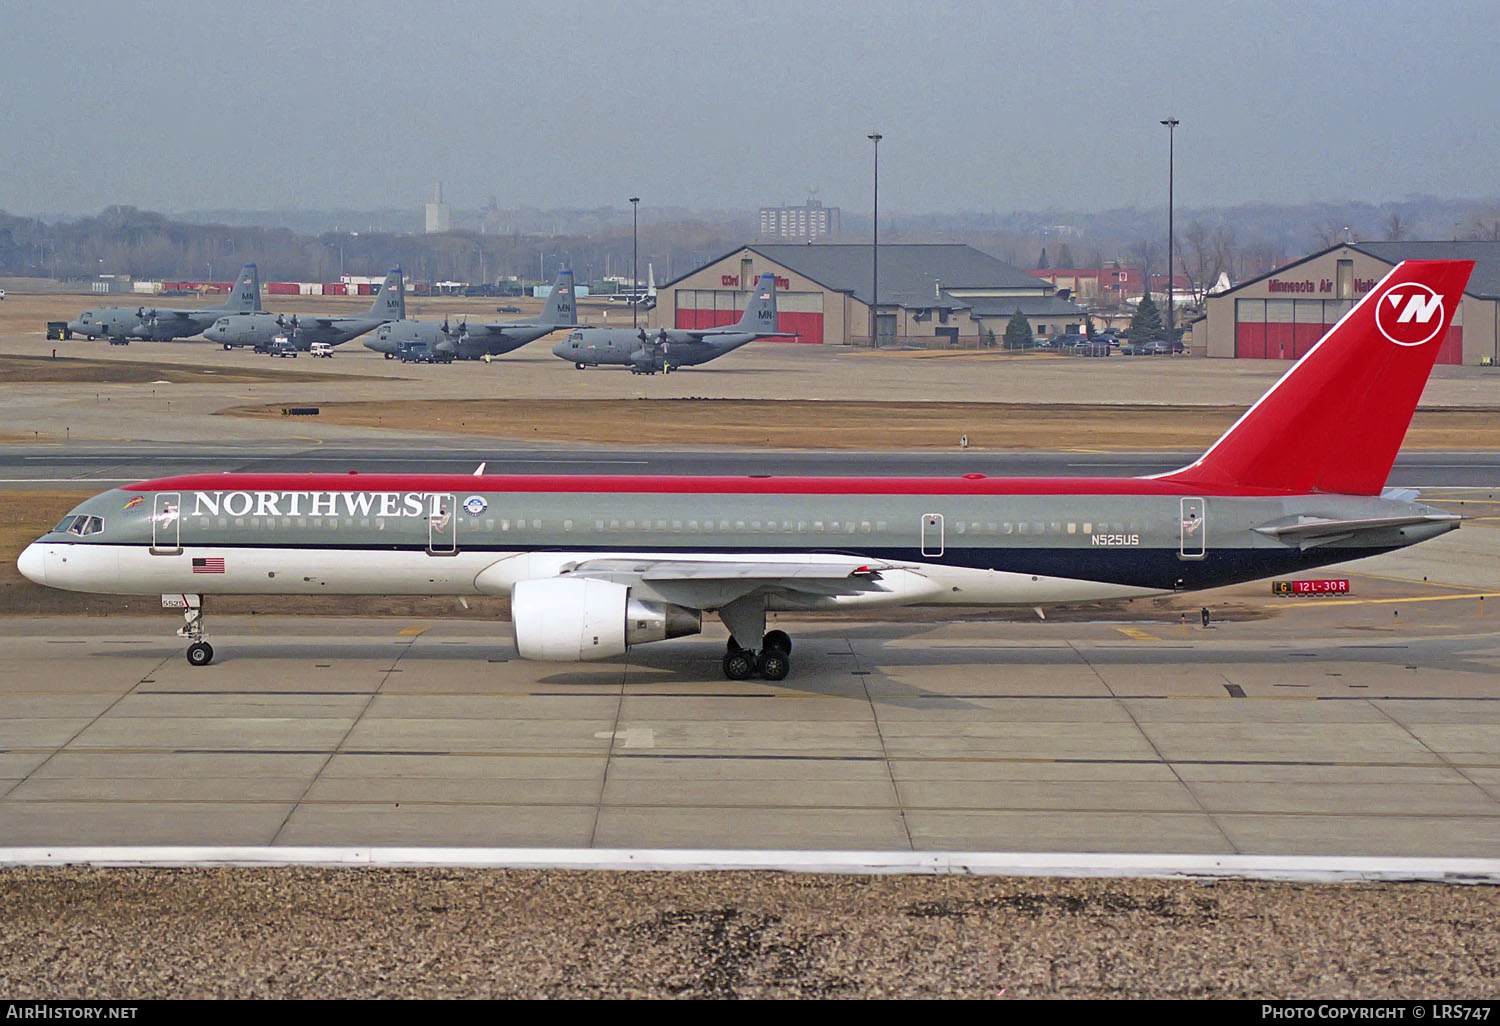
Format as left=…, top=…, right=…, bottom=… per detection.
left=1056, top=243, right=1075, bottom=268
left=1036, top=248, right=1049, bottom=269
left=1003, top=309, right=1033, bottom=350
left=1131, top=293, right=1164, bottom=341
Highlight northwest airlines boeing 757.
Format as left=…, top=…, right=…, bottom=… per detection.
left=19, top=260, right=1473, bottom=680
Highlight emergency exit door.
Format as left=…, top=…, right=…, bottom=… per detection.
left=921, top=513, right=944, bottom=557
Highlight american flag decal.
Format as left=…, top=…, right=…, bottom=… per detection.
left=192, top=557, right=225, bottom=574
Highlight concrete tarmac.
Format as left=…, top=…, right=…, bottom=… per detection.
left=1, top=324, right=1498, bottom=865
left=4, top=533, right=1498, bottom=856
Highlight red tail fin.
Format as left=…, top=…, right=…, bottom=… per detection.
left=1158, top=259, right=1473, bottom=495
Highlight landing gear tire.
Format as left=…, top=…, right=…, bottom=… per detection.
left=186, top=641, right=214, bottom=667
left=222, top=343, right=231, bottom=351
left=757, top=650, right=790, bottom=681
left=723, top=648, right=756, bottom=681
left=575, top=362, right=586, bottom=370
left=384, top=352, right=394, bottom=360
left=762, top=630, right=791, bottom=656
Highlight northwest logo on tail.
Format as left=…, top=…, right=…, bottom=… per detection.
left=1376, top=282, right=1446, bottom=346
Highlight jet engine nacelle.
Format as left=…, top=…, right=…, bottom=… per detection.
left=511, top=577, right=701, bottom=660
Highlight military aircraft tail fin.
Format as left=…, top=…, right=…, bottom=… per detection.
left=539, top=269, right=578, bottom=326
left=1155, top=259, right=1473, bottom=496
left=734, top=273, right=779, bottom=333
left=370, top=268, right=406, bottom=320
left=225, top=264, right=262, bottom=313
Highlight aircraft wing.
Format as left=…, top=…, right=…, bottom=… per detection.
left=564, top=557, right=891, bottom=608
left=463, top=322, right=530, bottom=338
left=153, top=310, right=198, bottom=322
left=678, top=328, right=799, bottom=341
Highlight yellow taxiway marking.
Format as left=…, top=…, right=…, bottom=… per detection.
left=1279, top=592, right=1500, bottom=609
left=1347, top=570, right=1477, bottom=591
left=397, top=626, right=428, bottom=637
left=1114, top=627, right=1161, bottom=641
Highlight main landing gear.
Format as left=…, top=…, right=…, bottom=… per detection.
left=176, top=598, right=214, bottom=666
left=717, top=597, right=790, bottom=680
left=722, top=630, right=792, bottom=682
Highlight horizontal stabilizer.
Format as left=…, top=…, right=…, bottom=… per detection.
left=1254, top=512, right=1461, bottom=549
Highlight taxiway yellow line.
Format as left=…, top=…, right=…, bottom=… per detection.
left=1278, top=592, right=1500, bottom=609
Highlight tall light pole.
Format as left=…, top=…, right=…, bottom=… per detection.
left=630, top=196, right=640, bottom=328
left=1160, top=118, right=1179, bottom=344
left=867, top=132, right=882, bottom=347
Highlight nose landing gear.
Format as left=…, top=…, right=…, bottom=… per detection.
left=173, top=596, right=214, bottom=666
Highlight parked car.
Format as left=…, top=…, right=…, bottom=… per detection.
left=397, top=340, right=451, bottom=363
left=495, top=305, right=521, bottom=314
left=1072, top=339, right=1111, bottom=357
left=309, top=342, right=333, bottom=358
left=267, top=336, right=298, bottom=358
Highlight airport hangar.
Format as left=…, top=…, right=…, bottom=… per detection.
left=650, top=243, right=1088, bottom=346
left=1198, top=240, right=1500, bottom=365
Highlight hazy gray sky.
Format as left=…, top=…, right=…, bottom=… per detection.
left=2, top=0, right=1495, bottom=218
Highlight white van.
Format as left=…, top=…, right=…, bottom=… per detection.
left=309, top=342, right=333, bottom=358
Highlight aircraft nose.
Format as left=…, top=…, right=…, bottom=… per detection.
left=17, top=544, right=46, bottom=586
left=551, top=340, right=568, bottom=357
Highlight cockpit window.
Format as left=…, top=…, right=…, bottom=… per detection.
left=65, top=516, right=103, bottom=536
left=53, top=515, right=78, bottom=533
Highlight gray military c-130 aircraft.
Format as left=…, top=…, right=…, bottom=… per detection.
left=553, top=272, right=794, bottom=373
left=66, top=265, right=263, bottom=343
left=203, top=269, right=405, bottom=351
left=362, top=269, right=580, bottom=360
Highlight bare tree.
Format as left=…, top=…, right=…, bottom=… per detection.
left=1177, top=221, right=1239, bottom=307
left=1313, top=221, right=1347, bottom=248
left=1382, top=212, right=1409, bottom=241
left=1464, top=210, right=1500, bottom=241
left=1128, top=238, right=1161, bottom=298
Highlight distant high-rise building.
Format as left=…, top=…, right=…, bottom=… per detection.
left=425, top=181, right=451, bottom=234
left=759, top=193, right=840, bottom=241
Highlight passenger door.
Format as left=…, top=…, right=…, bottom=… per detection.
left=151, top=492, right=181, bottom=555
left=428, top=493, right=457, bottom=554
left=1179, top=498, right=1206, bottom=559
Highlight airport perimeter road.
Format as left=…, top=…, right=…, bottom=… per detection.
left=1, top=442, right=1498, bottom=488
left=3, top=598, right=1498, bottom=854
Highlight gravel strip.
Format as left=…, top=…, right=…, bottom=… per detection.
left=1, top=869, right=1497, bottom=998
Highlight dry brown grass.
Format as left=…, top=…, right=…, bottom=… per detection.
left=219, top=397, right=1500, bottom=451
left=0, top=354, right=365, bottom=385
